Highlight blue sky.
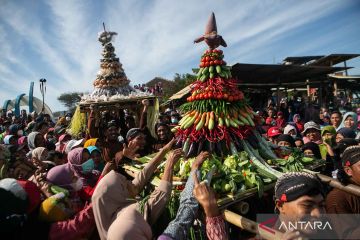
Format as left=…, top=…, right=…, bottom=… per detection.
left=0, top=0, right=359, bottom=112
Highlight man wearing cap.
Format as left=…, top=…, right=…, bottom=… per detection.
left=87, top=106, right=124, bottom=164
left=274, top=172, right=334, bottom=239
left=326, top=146, right=360, bottom=238
left=302, top=121, right=331, bottom=160
left=267, top=127, right=281, bottom=144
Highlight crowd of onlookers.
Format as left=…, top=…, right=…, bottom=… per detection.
left=134, top=83, right=164, bottom=96
left=0, top=99, right=359, bottom=239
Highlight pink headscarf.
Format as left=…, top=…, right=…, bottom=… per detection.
left=18, top=136, right=27, bottom=146
left=67, top=148, right=87, bottom=176
left=46, top=164, right=74, bottom=187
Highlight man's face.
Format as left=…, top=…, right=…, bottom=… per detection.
left=278, top=141, right=291, bottom=147
left=305, top=129, right=321, bottom=142
left=132, top=133, right=146, bottom=150
left=295, top=140, right=303, bottom=149
left=157, top=126, right=169, bottom=141
left=277, top=194, right=326, bottom=234
left=331, top=113, right=341, bottom=127
left=106, top=126, right=118, bottom=141
left=344, top=161, right=360, bottom=185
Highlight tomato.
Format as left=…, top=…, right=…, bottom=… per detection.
left=205, top=62, right=210, bottom=67
left=205, top=56, right=210, bottom=62
left=208, top=92, right=214, bottom=99
left=217, top=94, right=222, bottom=99
left=223, top=93, right=228, bottom=99
left=228, top=96, right=234, bottom=102
left=203, top=93, right=208, bottom=99
left=199, top=62, right=204, bottom=68
left=210, top=61, right=214, bottom=65
left=214, top=60, right=220, bottom=65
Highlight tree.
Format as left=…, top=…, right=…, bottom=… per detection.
left=57, top=92, right=82, bottom=110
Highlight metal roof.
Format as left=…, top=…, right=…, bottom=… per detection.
left=283, top=56, right=324, bottom=65
left=309, top=54, right=360, bottom=66
left=231, top=63, right=349, bottom=88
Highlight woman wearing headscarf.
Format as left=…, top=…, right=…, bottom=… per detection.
left=18, top=136, right=28, bottom=151
left=30, top=147, right=50, bottom=170
left=85, top=146, right=105, bottom=172
left=55, top=134, right=71, bottom=153
left=336, top=111, right=358, bottom=133
left=27, top=131, right=46, bottom=159
left=44, top=164, right=96, bottom=239
left=301, top=142, right=322, bottom=160
left=67, top=148, right=96, bottom=185
left=293, top=114, right=304, bottom=133
left=336, top=127, right=356, bottom=143
left=3, top=135, right=17, bottom=145
left=92, top=139, right=180, bottom=240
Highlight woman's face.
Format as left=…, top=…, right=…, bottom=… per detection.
left=82, top=151, right=90, bottom=164
left=336, top=133, right=344, bottom=143
left=278, top=141, right=291, bottom=147
left=344, top=116, right=355, bottom=128
left=303, top=149, right=314, bottom=157
left=91, top=151, right=102, bottom=165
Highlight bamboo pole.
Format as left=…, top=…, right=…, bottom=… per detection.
left=316, top=173, right=360, bottom=197
left=224, top=210, right=284, bottom=240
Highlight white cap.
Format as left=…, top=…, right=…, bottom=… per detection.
left=64, top=139, right=84, bottom=154
left=284, top=124, right=297, bottom=135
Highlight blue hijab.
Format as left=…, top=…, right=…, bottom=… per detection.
left=337, top=112, right=358, bottom=132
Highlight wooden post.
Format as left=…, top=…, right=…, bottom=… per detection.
left=334, top=80, right=338, bottom=97
left=224, top=210, right=284, bottom=240
left=319, top=80, right=323, bottom=107
left=277, top=78, right=281, bottom=107
left=344, top=60, right=348, bottom=76
left=306, top=79, right=311, bottom=103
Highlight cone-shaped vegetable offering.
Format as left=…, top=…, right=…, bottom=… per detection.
left=174, top=13, right=260, bottom=158
left=91, top=28, right=134, bottom=97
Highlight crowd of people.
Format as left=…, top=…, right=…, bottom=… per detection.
left=0, top=99, right=359, bottom=239
left=134, top=83, right=164, bottom=96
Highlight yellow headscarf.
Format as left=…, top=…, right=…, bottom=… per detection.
left=84, top=138, right=98, bottom=148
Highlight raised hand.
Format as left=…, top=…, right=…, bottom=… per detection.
left=122, top=142, right=140, bottom=159
left=162, top=138, right=176, bottom=152
left=166, top=148, right=183, bottom=167
left=192, top=151, right=210, bottom=171
left=193, top=172, right=219, bottom=217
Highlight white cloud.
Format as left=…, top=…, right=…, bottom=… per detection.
left=0, top=0, right=358, bottom=112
